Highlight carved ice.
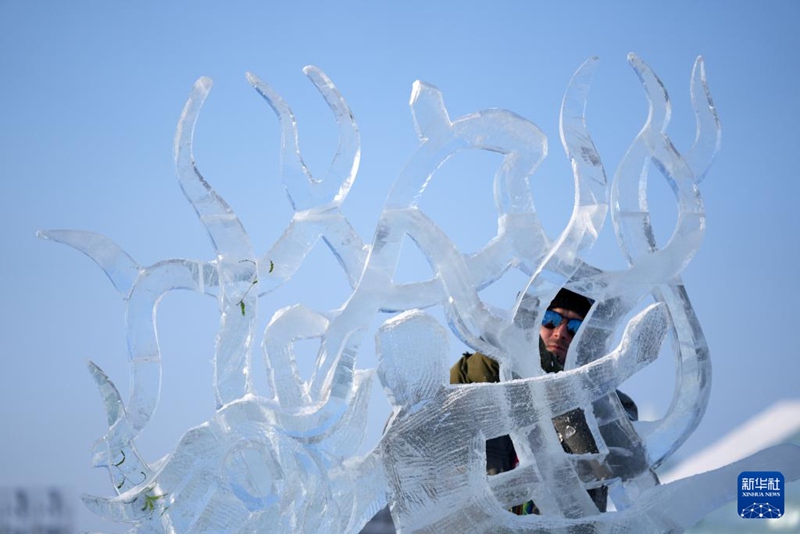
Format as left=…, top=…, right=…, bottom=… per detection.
left=39, top=55, right=800, bottom=533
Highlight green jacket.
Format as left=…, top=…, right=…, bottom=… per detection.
left=449, top=349, right=638, bottom=514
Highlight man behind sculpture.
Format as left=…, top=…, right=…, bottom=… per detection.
left=451, top=288, right=639, bottom=515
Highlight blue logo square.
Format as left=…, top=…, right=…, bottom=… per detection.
left=738, top=471, right=785, bottom=519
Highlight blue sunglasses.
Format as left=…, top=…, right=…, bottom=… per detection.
left=541, top=310, right=583, bottom=336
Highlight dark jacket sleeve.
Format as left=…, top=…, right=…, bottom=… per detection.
left=616, top=390, right=638, bottom=421
left=450, top=353, right=516, bottom=475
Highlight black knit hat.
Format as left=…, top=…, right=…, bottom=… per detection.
left=548, top=288, right=593, bottom=317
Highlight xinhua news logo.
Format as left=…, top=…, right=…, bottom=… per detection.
left=738, top=471, right=785, bottom=519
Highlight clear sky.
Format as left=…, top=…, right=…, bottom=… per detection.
left=1, top=2, right=798, bottom=531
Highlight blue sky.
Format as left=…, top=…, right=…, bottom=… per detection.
left=2, top=2, right=799, bottom=530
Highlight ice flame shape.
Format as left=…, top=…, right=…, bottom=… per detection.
left=39, top=55, right=800, bottom=533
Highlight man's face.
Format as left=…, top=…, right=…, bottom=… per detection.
left=539, top=307, right=585, bottom=366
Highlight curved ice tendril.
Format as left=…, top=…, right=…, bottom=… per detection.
left=86, top=361, right=152, bottom=494
left=507, top=56, right=607, bottom=375
left=35, top=230, right=217, bottom=473
left=246, top=69, right=368, bottom=291
left=36, top=230, right=141, bottom=295
left=246, top=66, right=360, bottom=212
left=175, top=77, right=258, bottom=408
left=686, top=56, right=722, bottom=182
left=40, top=57, right=800, bottom=533
left=607, top=53, right=715, bottom=470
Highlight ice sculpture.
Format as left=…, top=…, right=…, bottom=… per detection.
left=39, top=54, right=800, bottom=533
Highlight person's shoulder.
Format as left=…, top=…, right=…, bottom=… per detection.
left=450, top=352, right=500, bottom=384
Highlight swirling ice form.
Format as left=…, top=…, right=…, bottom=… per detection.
left=40, top=55, right=800, bottom=533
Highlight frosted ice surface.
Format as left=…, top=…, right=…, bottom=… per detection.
left=39, top=55, right=800, bottom=533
